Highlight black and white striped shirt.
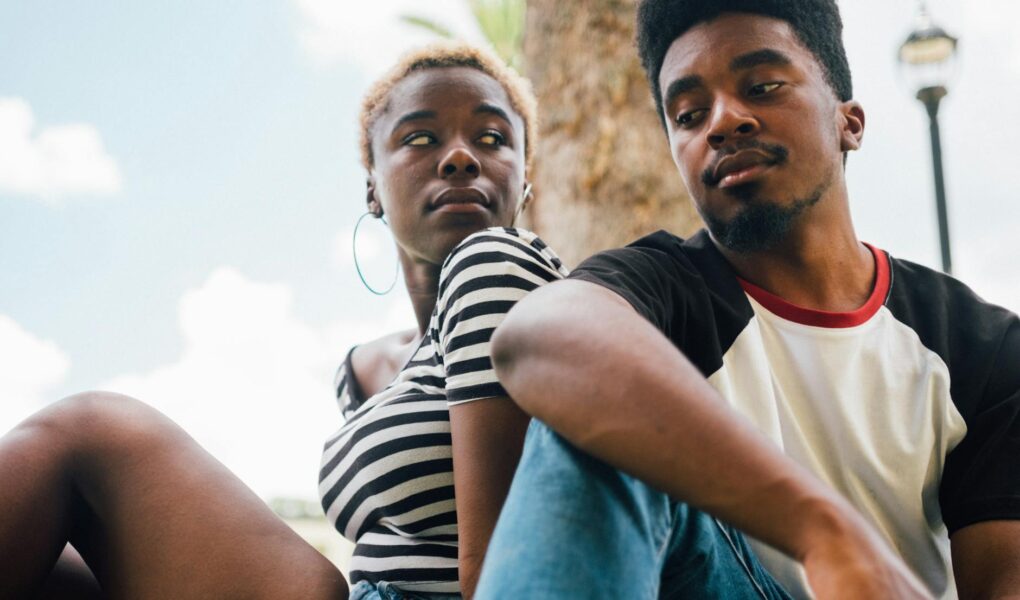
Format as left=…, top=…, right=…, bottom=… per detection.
left=319, top=228, right=567, bottom=593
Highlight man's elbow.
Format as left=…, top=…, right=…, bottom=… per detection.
left=491, top=293, right=559, bottom=415
left=490, top=304, right=530, bottom=388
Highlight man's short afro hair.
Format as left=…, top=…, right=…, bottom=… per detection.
left=636, top=0, right=853, bottom=127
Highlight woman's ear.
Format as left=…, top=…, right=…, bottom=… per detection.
left=521, top=181, right=534, bottom=211
left=512, top=182, right=534, bottom=227
left=839, top=101, right=866, bottom=153
left=366, top=174, right=383, bottom=217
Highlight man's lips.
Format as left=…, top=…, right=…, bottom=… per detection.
left=712, top=150, right=776, bottom=187
left=430, top=187, right=490, bottom=210
left=701, top=142, right=789, bottom=188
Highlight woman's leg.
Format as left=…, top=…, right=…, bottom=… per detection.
left=36, top=545, right=104, bottom=599
left=0, top=391, right=348, bottom=599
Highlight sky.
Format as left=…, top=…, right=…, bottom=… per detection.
left=1, top=0, right=1017, bottom=502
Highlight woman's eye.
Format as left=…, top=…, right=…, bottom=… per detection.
left=675, top=109, right=706, bottom=128
left=404, top=133, right=434, bottom=146
left=749, top=82, right=783, bottom=97
left=478, top=131, right=505, bottom=146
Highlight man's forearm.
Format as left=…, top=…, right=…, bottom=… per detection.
left=491, top=279, right=872, bottom=562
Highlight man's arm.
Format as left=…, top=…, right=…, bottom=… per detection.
left=952, top=520, right=1020, bottom=599
left=491, top=279, right=929, bottom=599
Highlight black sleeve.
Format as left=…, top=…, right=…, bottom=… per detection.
left=568, top=244, right=688, bottom=338
left=567, top=231, right=754, bottom=380
left=940, top=314, right=1020, bottom=533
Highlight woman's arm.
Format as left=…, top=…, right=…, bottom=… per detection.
left=449, top=398, right=530, bottom=599
left=435, top=228, right=567, bottom=598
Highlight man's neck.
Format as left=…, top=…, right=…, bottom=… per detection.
left=716, top=220, right=876, bottom=314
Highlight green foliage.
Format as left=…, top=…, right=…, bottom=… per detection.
left=401, top=0, right=526, bottom=71
left=398, top=14, right=455, bottom=39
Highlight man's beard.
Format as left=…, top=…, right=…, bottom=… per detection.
left=700, top=182, right=823, bottom=253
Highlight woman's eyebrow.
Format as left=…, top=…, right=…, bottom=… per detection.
left=475, top=103, right=513, bottom=126
left=390, top=110, right=437, bottom=135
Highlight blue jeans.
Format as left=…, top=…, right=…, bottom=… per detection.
left=348, top=580, right=461, bottom=600
left=476, top=420, right=792, bottom=599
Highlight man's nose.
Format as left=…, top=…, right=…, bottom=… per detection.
left=706, top=99, right=760, bottom=148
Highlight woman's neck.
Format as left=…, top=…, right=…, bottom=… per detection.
left=398, top=252, right=442, bottom=336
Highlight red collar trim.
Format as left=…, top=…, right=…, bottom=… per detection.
left=737, top=244, right=890, bottom=328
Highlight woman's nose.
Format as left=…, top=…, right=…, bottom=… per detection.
left=438, top=145, right=481, bottom=179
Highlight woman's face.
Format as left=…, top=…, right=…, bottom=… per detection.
left=368, top=67, right=527, bottom=265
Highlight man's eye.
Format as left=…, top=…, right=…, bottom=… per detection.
left=675, top=109, right=706, bottom=128
left=404, top=133, right=434, bottom=146
left=478, top=131, right=505, bottom=146
left=749, top=82, right=783, bottom=96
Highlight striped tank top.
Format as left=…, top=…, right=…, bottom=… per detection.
left=319, top=228, right=567, bottom=593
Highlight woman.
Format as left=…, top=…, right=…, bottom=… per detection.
left=0, top=42, right=563, bottom=599
left=319, top=42, right=566, bottom=599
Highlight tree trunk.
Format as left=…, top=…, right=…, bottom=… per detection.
left=522, top=0, right=699, bottom=267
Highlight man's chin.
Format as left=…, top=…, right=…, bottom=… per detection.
left=720, top=181, right=764, bottom=202
left=703, top=194, right=818, bottom=254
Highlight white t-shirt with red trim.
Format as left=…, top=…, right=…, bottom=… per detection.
left=570, top=230, right=1020, bottom=600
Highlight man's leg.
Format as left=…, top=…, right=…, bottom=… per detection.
left=476, top=420, right=790, bottom=599
left=659, top=505, right=790, bottom=599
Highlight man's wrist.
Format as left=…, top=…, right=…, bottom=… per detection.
left=790, top=492, right=872, bottom=561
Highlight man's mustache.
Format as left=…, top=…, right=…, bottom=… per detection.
left=701, top=141, right=789, bottom=187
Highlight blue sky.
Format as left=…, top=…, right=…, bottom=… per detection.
left=1, top=0, right=1017, bottom=500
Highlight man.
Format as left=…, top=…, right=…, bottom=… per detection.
left=474, top=1, right=1020, bottom=598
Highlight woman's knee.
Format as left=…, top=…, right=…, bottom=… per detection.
left=20, top=391, right=178, bottom=455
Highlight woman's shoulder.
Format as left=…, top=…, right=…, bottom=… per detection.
left=442, top=227, right=568, bottom=277
left=453, top=226, right=545, bottom=250
left=345, top=328, right=418, bottom=401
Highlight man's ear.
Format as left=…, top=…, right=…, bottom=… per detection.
left=366, top=174, right=383, bottom=217
left=839, top=101, right=866, bottom=152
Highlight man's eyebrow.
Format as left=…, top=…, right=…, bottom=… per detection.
left=475, top=103, right=513, bottom=125
left=663, top=75, right=705, bottom=107
left=730, top=48, right=792, bottom=71
left=390, top=110, right=437, bottom=135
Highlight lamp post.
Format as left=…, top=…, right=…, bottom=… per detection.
left=899, top=3, right=958, bottom=274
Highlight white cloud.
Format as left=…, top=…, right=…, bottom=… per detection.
left=0, top=98, right=123, bottom=200
left=293, top=0, right=487, bottom=76
left=958, top=230, right=1020, bottom=316
left=0, top=315, right=70, bottom=434
left=100, top=267, right=415, bottom=501
left=331, top=221, right=401, bottom=295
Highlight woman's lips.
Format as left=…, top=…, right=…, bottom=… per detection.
left=431, top=187, right=490, bottom=210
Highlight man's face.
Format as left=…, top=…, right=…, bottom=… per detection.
left=658, top=13, right=863, bottom=252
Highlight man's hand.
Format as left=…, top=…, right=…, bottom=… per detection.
left=800, top=507, right=932, bottom=599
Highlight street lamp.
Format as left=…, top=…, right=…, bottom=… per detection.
left=899, top=2, right=958, bottom=274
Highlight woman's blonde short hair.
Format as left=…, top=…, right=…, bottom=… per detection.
left=359, top=40, right=538, bottom=174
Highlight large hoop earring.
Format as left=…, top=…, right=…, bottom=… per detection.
left=353, top=211, right=399, bottom=295
left=511, top=182, right=533, bottom=227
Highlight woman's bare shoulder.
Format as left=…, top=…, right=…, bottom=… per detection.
left=349, top=328, right=419, bottom=397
